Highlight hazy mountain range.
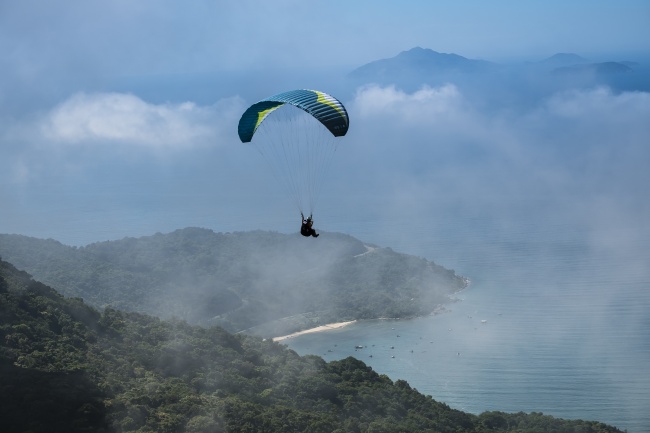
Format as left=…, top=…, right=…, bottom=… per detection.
left=345, top=47, right=647, bottom=102
left=102, top=47, right=648, bottom=109
left=348, top=47, right=498, bottom=80
left=349, top=46, right=636, bottom=80
left=0, top=229, right=467, bottom=337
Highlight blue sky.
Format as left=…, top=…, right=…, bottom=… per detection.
left=1, top=0, right=649, bottom=247
left=2, top=1, right=648, bottom=79
left=1, top=0, right=648, bottom=110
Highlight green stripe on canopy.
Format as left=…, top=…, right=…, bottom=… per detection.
left=238, top=89, right=349, bottom=143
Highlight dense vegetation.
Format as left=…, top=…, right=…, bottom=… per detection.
left=0, top=258, right=623, bottom=433
left=0, top=229, right=467, bottom=336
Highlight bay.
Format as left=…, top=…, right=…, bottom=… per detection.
left=283, top=200, right=650, bottom=433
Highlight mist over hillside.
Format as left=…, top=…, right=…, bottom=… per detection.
left=0, top=229, right=467, bottom=337
left=1, top=257, right=625, bottom=433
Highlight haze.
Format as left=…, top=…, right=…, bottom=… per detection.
left=1, top=0, right=648, bottom=244
left=1, top=0, right=648, bottom=329
left=2, top=1, right=649, bottom=430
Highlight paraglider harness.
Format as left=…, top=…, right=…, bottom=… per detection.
left=300, top=213, right=319, bottom=238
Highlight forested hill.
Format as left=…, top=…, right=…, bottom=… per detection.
left=0, top=228, right=467, bottom=336
left=0, top=258, right=624, bottom=433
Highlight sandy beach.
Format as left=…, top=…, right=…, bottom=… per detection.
left=273, top=320, right=357, bottom=342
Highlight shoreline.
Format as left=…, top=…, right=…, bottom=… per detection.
left=271, top=300, right=467, bottom=343
left=272, top=320, right=357, bottom=342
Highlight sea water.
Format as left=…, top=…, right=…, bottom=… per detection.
left=283, top=201, right=650, bottom=433
left=285, top=286, right=649, bottom=432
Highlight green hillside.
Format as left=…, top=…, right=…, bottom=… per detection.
left=0, top=229, right=467, bottom=336
left=0, top=258, right=623, bottom=433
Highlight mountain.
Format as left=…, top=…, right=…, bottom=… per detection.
left=536, top=53, right=632, bottom=75
left=348, top=47, right=496, bottom=87
left=0, top=258, right=625, bottom=432
left=345, top=47, right=647, bottom=101
left=0, top=229, right=467, bottom=337
left=537, top=52, right=589, bottom=68
left=552, top=61, right=633, bottom=76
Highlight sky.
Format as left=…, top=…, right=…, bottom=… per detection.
left=1, top=0, right=649, bottom=251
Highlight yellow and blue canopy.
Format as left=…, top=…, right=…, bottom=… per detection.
left=238, top=89, right=349, bottom=143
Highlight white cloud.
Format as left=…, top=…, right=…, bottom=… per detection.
left=544, top=87, right=650, bottom=119
left=344, top=84, right=650, bottom=206
left=347, top=84, right=517, bottom=169
left=41, top=92, right=244, bottom=151
left=351, top=84, right=650, bottom=161
left=352, top=84, right=464, bottom=122
left=0, top=92, right=248, bottom=186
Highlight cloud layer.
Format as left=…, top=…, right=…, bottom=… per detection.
left=1, top=80, right=648, bottom=254
left=348, top=84, right=650, bottom=190
left=41, top=92, right=243, bottom=151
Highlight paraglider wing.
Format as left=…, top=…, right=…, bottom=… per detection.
left=238, top=89, right=349, bottom=143
left=237, top=89, right=349, bottom=216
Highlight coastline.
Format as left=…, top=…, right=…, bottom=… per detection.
left=270, top=301, right=464, bottom=343
left=272, top=320, right=357, bottom=342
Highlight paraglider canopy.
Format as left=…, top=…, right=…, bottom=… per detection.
left=238, top=89, right=349, bottom=143
left=238, top=89, right=349, bottom=216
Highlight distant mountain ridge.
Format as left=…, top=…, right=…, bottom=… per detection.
left=349, top=47, right=496, bottom=81
left=552, top=61, right=633, bottom=75
left=536, top=52, right=589, bottom=67
left=0, top=229, right=467, bottom=337
left=347, top=47, right=643, bottom=95
left=351, top=46, right=635, bottom=77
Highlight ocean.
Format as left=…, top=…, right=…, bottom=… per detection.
left=282, top=198, right=650, bottom=433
